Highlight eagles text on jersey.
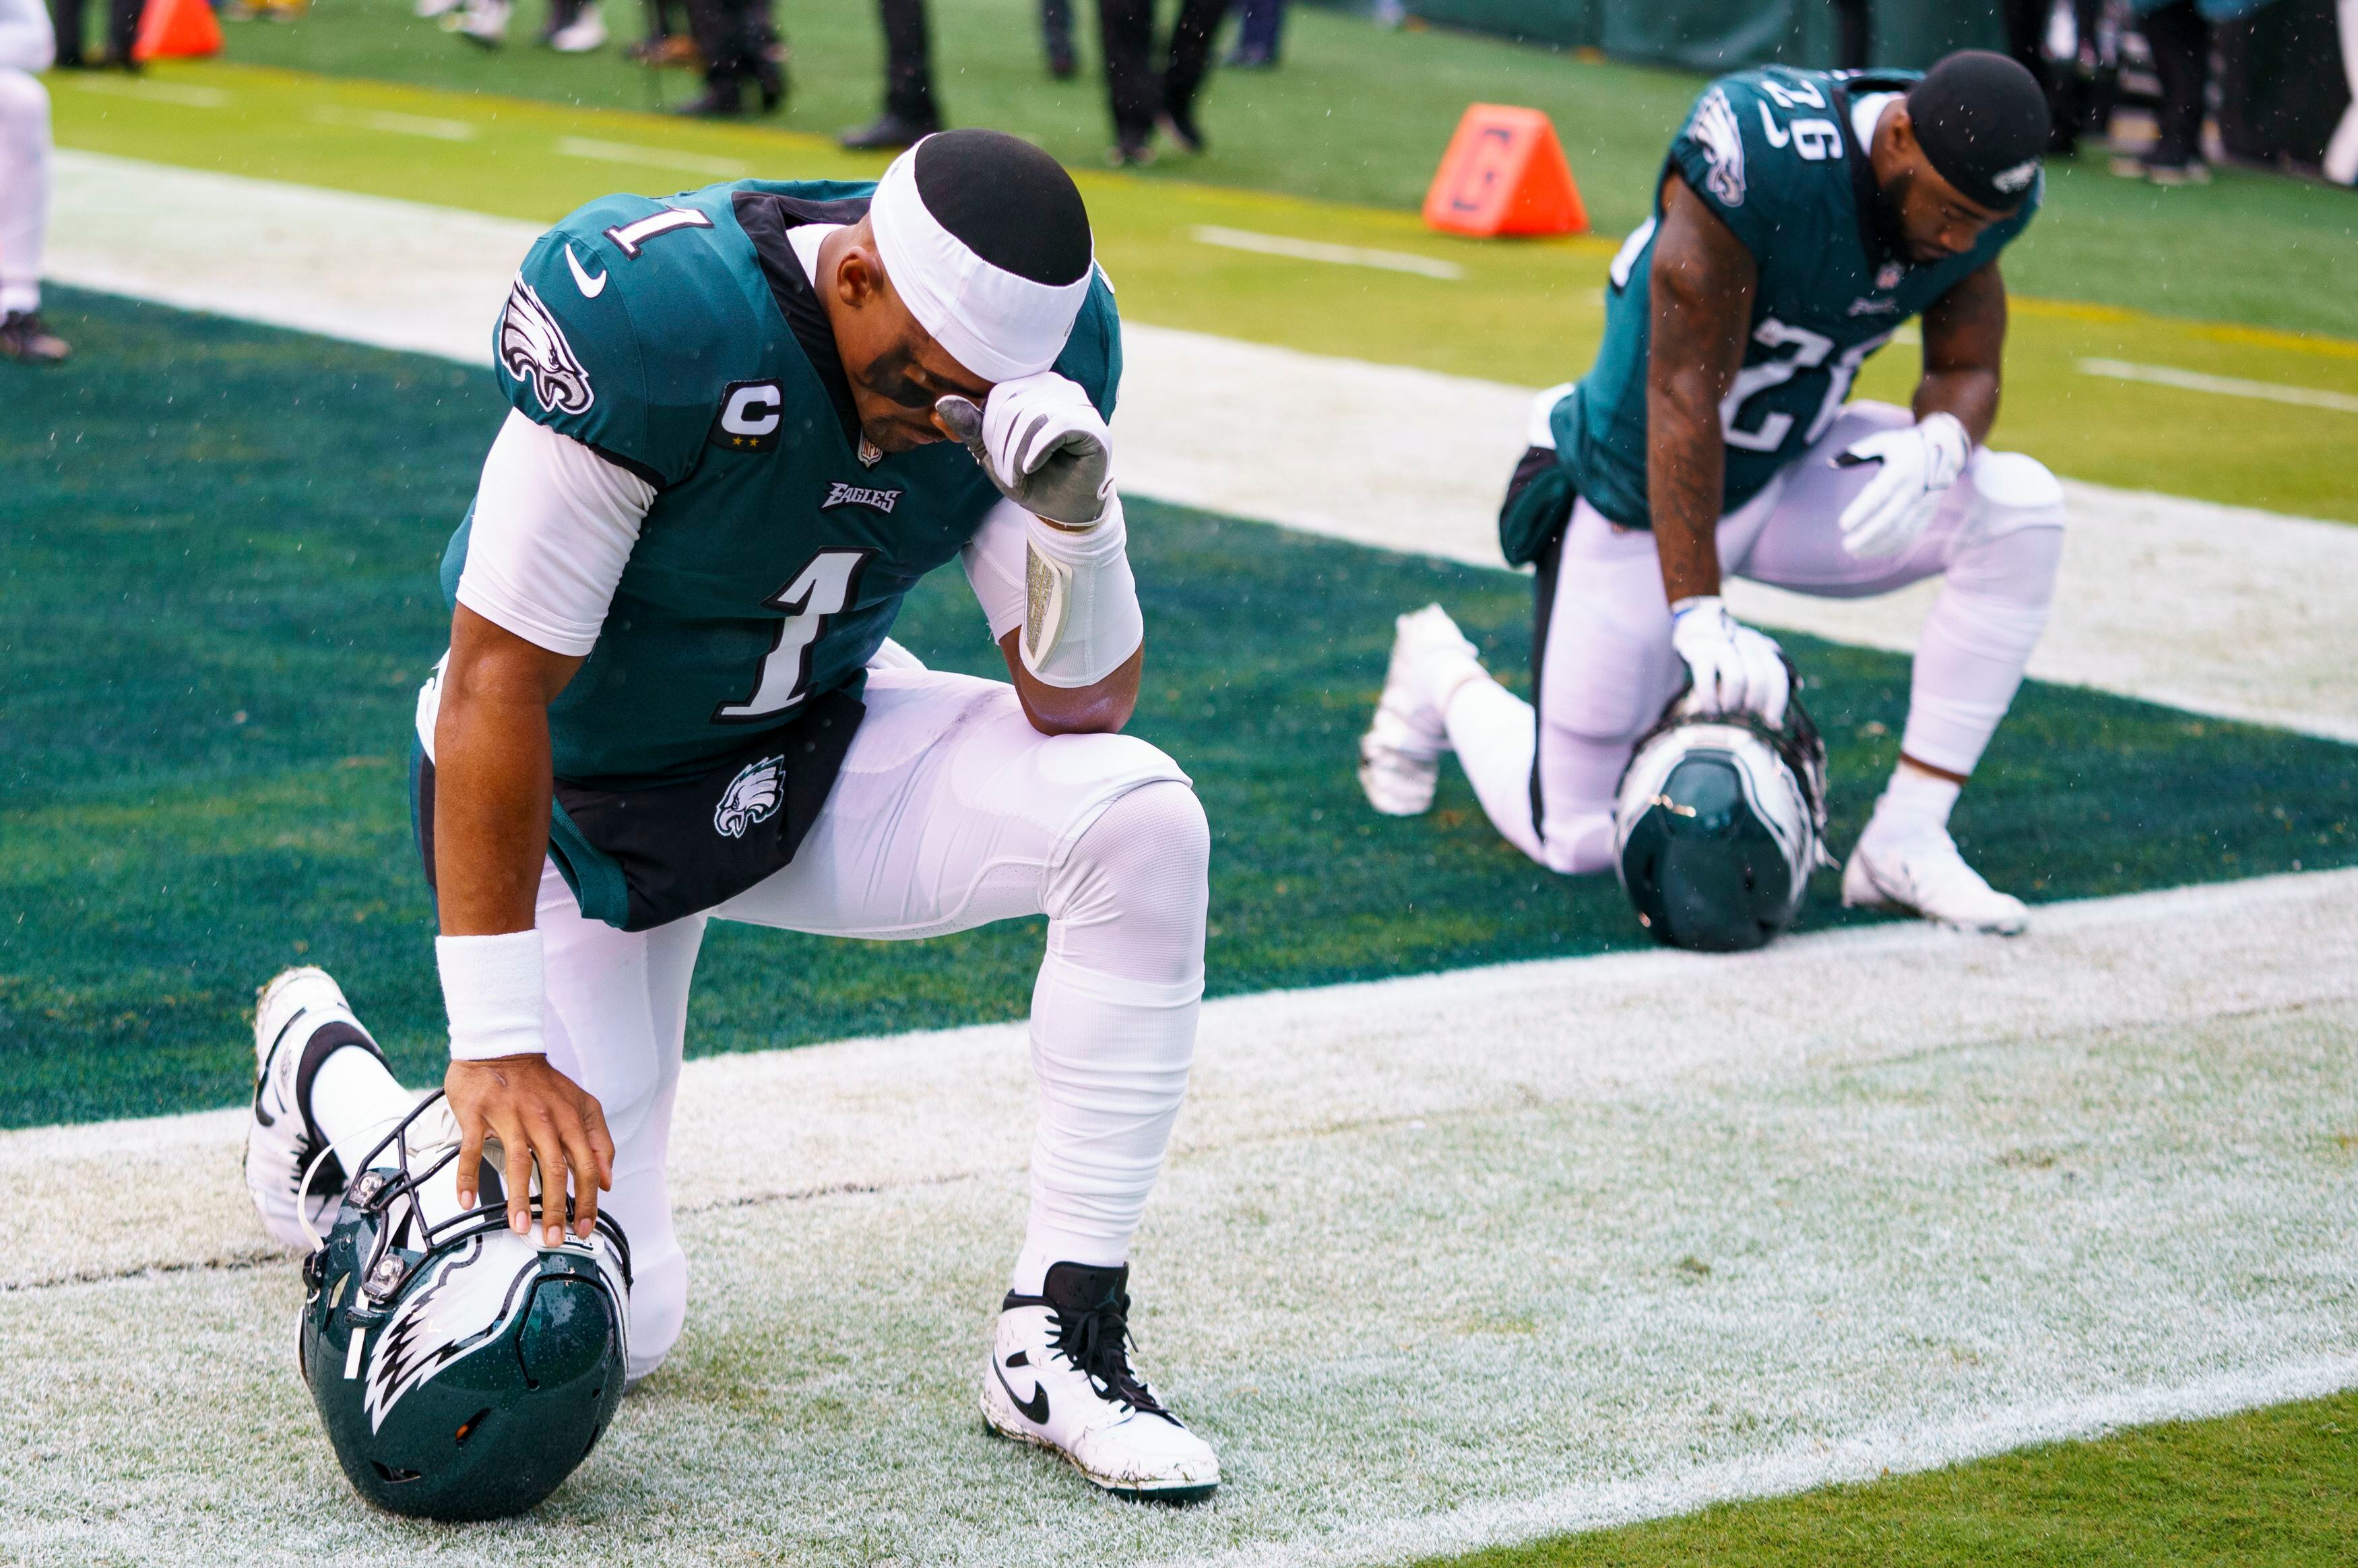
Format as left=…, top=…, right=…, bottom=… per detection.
left=1535, top=66, right=2039, bottom=544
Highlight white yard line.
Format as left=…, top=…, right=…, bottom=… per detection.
left=307, top=104, right=481, bottom=142
left=2080, top=355, right=2358, bottom=414
left=3, top=870, right=2355, bottom=1565
left=43, top=150, right=2358, bottom=741
left=1189, top=224, right=1467, bottom=279
left=553, top=135, right=753, bottom=178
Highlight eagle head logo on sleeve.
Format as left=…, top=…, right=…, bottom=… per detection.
left=499, top=276, right=596, bottom=417
left=713, top=755, right=788, bottom=839
left=1691, top=86, right=1748, bottom=207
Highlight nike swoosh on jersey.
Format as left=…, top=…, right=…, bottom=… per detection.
left=565, top=244, right=608, bottom=299
left=995, top=1357, right=1050, bottom=1425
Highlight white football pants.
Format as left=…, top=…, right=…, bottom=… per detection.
left=0, top=0, right=53, bottom=319
left=1448, top=400, right=2067, bottom=874
left=324, top=665, right=1207, bottom=1383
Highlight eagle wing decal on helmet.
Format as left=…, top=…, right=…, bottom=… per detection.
left=499, top=277, right=595, bottom=417
left=1690, top=87, right=1748, bottom=207
left=363, top=1233, right=538, bottom=1433
left=713, top=755, right=787, bottom=839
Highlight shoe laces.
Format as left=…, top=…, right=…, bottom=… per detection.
left=1046, top=1283, right=1167, bottom=1416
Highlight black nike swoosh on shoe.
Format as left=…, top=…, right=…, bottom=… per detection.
left=994, top=1357, right=1050, bottom=1425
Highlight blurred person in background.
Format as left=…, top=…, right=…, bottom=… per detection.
left=1224, top=0, right=1283, bottom=67
left=431, top=0, right=611, bottom=53
left=2331, top=0, right=2358, bottom=183
left=1042, top=0, right=1077, bottom=78
left=2003, top=0, right=2107, bottom=153
left=841, top=0, right=940, bottom=149
left=672, top=0, right=785, bottom=115
left=1098, top=0, right=1230, bottom=164
left=2118, top=0, right=2276, bottom=182
left=1, top=0, right=63, bottom=361
left=48, top=0, right=137, bottom=69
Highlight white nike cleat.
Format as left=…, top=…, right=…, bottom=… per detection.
left=980, top=1262, right=1220, bottom=1503
left=245, top=967, right=387, bottom=1251
left=547, top=3, right=606, bottom=51
left=1843, top=829, right=2030, bottom=935
left=1358, top=603, right=1484, bottom=817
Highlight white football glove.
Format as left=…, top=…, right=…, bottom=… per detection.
left=1669, top=596, right=1790, bottom=727
left=935, top=372, right=1114, bottom=527
left=1833, top=411, right=1971, bottom=558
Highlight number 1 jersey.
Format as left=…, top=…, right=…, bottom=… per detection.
left=1541, top=67, right=2037, bottom=538
left=441, top=177, right=1122, bottom=789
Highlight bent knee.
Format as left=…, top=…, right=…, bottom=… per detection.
left=1970, top=449, right=2067, bottom=523
left=0, top=69, right=49, bottom=122
left=1051, top=779, right=1209, bottom=947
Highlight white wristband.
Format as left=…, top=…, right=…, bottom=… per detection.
left=1021, top=493, right=1144, bottom=688
left=436, top=929, right=546, bottom=1061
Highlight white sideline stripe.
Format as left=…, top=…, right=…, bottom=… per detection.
left=307, top=105, right=480, bottom=143
left=554, top=135, right=751, bottom=178
left=38, top=150, right=2358, bottom=744
left=1189, top=224, right=1466, bottom=280
left=61, top=77, right=228, bottom=109
left=3, top=869, right=2355, bottom=1565
left=7, top=865, right=2354, bottom=1289
left=2080, top=356, right=2358, bottom=414
left=1192, top=1357, right=2358, bottom=1568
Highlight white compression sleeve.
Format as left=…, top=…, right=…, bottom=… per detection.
left=456, top=409, right=654, bottom=657
left=1019, top=494, right=1144, bottom=688
left=0, top=67, right=51, bottom=315
left=1013, top=781, right=1209, bottom=1293
left=960, top=496, right=1032, bottom=643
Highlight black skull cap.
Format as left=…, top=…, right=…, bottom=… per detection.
left=912, top=129, right=1094, bottom=287
left=1905, top=50, right=2049, bottom=211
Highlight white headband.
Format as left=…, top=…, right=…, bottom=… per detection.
left=868, top=141, right=1093, bottom=385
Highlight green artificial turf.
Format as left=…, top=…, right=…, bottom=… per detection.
left=1437, top=1387, right=2358, bottom=1568
left=205, top=0, right=2358, bottom=339
left=3, top=288, right=2353, bottom=1127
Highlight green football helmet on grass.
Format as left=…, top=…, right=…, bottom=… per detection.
left=1612, top=676, right=1829, bottom=953
left=297, top=1092, right=631, bottom=1521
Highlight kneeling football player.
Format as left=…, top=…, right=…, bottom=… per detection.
left=246, top=129, right=1219, bottom=1510
left=1362, top=51, right=2068, bottom=936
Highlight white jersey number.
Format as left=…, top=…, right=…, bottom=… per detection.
left=1721, top=317, right=1892, bottom=453
left=713, top=549, right=874, bottom=722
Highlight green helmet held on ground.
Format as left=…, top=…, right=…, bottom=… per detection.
left=296, top=1092, right=632, bottom=1522
left=1611, top=671, right=1830, bottom=953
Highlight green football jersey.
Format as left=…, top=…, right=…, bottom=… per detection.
left=443, top=177, right=1122, bottom=788
left=1541, top=67, right=2038, bottom=539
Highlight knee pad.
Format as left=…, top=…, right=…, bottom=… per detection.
left=1969, top=449, right=2067, bottom=525
left=0, top=69, right=48, bottom=127
left=1050, top=779, right=1209, bottom=978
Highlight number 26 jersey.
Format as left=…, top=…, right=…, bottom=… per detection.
left=1546, top=67, right=2038, bottom=535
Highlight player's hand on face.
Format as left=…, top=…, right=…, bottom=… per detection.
left=445, top=1055, right=615, bottom=1247
left=1669, top=596, right=1790, bottom=727
left=935, top=371, right=1113, bottom=527
left=1834, top=411, right=1971, bottom=558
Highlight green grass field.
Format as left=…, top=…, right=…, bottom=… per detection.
left=203, top=0, right=2358, bottom=341
left=1440, top=1387, right=2358, bottom=1568
left=14, top=18, right=2358, bottom=1563
left=7, top=286, right=2353, bottom=1131
left=49, top=63, right=2358, bottom=523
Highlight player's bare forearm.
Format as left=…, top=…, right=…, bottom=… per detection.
left=1002, top=630, right=1141, bottom=736
left=1645, top=175, right=1757, bottom=605
left=433, top=605, right=584, bottom=938
left=1915, top=261, right=2007, bottom=445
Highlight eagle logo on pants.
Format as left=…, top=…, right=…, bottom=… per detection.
left=499, top=277, right=595, bottom=417
left=714, top=755, right=787, bottom=839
